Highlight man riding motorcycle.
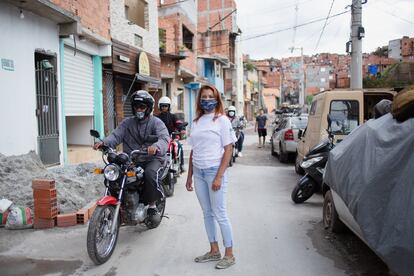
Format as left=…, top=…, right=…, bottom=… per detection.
left=93, top=90, right=170, bottom=221
left=227, top=106, right=245, bottom=157
left=156, top=96, right=186, bottom=172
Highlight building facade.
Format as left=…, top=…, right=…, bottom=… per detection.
left=105, top=0, right=162, bottom=134
left=0, top=0, right=111, bottom=165
left=158, top=0, right=198, bottom=122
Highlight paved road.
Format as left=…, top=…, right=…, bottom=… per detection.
left=0, top=128, right=388, bottom=276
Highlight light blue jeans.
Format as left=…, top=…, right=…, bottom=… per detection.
left=193, top=166, right=233, bottom=248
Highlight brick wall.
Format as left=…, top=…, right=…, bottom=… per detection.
left=51, top=0, right=110, bottom=40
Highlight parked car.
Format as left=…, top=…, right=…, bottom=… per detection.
left=271, top=116, right=308, bottom=163
left=322, top=110, right=414, bottom=276
left=295, top=89, right=395, bottom=174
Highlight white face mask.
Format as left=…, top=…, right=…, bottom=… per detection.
left=135, top=111, right=146, bottom=120
left=228, top=111, right=235, bottom=117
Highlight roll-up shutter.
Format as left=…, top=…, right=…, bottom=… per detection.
left=64, top=46, right=94, bottom=116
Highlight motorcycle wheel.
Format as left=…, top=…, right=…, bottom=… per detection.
left=323, top=190, right=346, bottom=233
left=291, top=179, right=316, bottom=204
left=162, top=172, right=174, bottom=197
left=145, top=188, right=166, bottom=229
left=87, top=205, right=119, bottom=265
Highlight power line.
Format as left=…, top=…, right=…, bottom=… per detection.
left=314, top=0, right=336, bottom=51
left=242, top=10, right=350, bottom=42
left=193, top=10, right=350, bottom=52
left=374, top=6, right=414, bottom=25
left=209, top=9, right=237, bottom=31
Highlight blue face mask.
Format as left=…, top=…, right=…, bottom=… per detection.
left=200, top=99, right=218, bottom=112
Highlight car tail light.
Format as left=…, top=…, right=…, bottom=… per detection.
left=284, top=129, right=294, bottom=140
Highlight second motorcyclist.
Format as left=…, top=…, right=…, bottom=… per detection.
left=156, top=96, right=186, bottom=172
left=227, top=106, right=245, bottom=157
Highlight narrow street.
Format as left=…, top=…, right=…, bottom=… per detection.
left=0, top=128, right=388, bottom=276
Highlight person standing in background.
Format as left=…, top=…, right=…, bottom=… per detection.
left=255, top=109, right=268, bottom=148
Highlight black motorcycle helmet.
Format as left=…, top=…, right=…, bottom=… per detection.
left=130, top=90, right=154, bottom=118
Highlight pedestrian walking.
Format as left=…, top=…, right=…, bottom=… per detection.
left=186, top=84, right=237, bottom=269
left=255, top=109, right=268, bottom=148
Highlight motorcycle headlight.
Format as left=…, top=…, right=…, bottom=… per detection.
left=301, top=156, right=323, bottom=169
left=104, top=164, right=120, bottom=181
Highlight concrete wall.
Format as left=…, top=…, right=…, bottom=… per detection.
left=388, top=39, right=402, bottom=61
left=235, top=39, right=244, bottom=116
left=111, top=0, right=159, bottom=56
left=0, top=3, right=60, bottom=156
left=159, top=0, right=197, bottom=26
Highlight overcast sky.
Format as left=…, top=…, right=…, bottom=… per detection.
left=236, top=0, right=414, bottom=59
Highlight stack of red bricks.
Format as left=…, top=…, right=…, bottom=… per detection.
left=32, top=179, right=58, bottom=229
left=32, top=179, right=97, bottom=229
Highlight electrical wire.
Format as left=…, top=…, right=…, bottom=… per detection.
left=314, top=0, right=336, bottom=51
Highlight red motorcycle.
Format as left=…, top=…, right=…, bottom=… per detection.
left=87, top=130, right=167, bottom=265
left=163, top=121, right=188, bottom=197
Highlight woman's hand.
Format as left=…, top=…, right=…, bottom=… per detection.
left=186, top=177, right=193, bottom=192
left=212, top=177, right=222, bottom=191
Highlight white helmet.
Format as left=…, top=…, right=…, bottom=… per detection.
left=158, top=96, right=171, bottom=109
left=227, top=106, right=236, bottom=117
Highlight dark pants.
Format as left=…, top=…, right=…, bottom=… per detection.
left=237, top=132, right=244, bottom=152
left=143, top=159, right=164, bottom=203
left=177, top=140, right=184, bottom=166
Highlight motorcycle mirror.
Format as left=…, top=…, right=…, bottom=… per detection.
left=182, top=122, right=189, bottom=127
left=146, top=135, right=158, bottom=143
left=90, top=129, right=100, bottom=138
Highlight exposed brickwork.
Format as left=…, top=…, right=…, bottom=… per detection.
left=51, top=0, right=110, bottom=40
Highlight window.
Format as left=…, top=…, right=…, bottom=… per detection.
left=125, top=0, right=148, bottom=29
left=134, top=34, right=143, bottom=48
left=309, top=100, right=318, bottom=115
left=182, top=25, right=194, bottom=50
left=290, top=117, right=308, bottom=129
left=177, top=89, right=184, bottom=111
left=329, top=100, right=359, bottom=135
left=159, top=28, right=166, bottom=53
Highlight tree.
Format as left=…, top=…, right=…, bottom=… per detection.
left=371, top=46, right=388, bottom=57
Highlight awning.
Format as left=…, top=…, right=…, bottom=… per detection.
left=135, top=73, right=161, bottom=87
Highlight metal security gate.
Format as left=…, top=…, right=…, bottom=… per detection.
left=35, top=55, right=60, bottom=166
left=104, top=71, right=116, bottom=135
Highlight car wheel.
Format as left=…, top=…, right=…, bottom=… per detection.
left=278, top=143, right=288, bottom=163
left=323, top=190, right=346, bottom=233
left=295, top=153, right=305, bottom=175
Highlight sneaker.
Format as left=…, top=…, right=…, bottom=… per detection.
left=238, top=152, right=243, bottom=157
left=215, top=256, right=236, bottom=269
left=194, top=252, right=221, bottom=263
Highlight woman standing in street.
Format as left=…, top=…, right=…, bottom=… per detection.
left=186, top=85, right=237, bottom=269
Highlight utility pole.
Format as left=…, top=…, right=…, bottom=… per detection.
left=350, top=0, right=365, bottom=90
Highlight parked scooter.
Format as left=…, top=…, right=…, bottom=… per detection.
left=291, top=116, right=335, bottom=203
left=87, top=130, right=167, bottom=265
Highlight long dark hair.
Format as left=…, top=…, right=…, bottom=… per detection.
left=194, top=85, right=225, bottom=122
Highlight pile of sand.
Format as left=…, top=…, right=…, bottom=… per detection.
left=0, top=151, right=105, bottom=213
